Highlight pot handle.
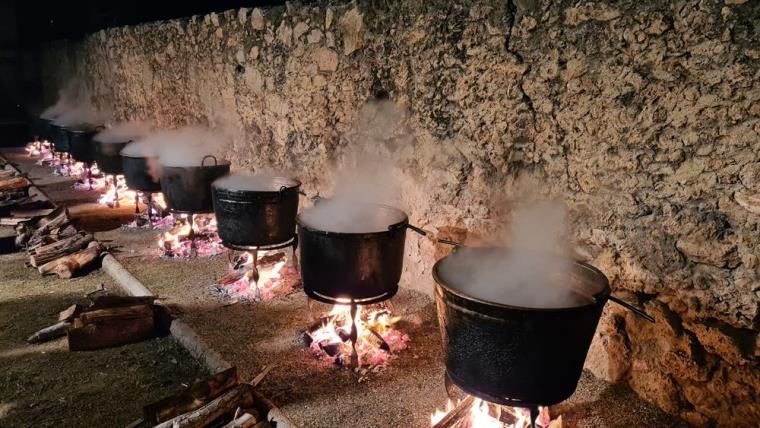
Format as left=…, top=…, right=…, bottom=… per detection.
left=298, top=190, right=321, bottom=202
left=609, top=295, right=655, bottom=323
left=404, top=223, right=462, bottom=247
left=201, top=155, right=218, bottom=166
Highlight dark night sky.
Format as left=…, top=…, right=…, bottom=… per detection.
left=14, top=0, right=289, bottom=46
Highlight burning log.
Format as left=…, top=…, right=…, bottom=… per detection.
left=431, top=396, right=475, bottom=428
left=153, top=384, right=257, bottom=428
left=38, top=242, right=103, bottom=279
left=26, top=320, right=73, bottom=343
left=143, top=367, right=239, bottom=424
left=67, top=302, right=157, bottom=351
left=28, top=232, right=93, bottom=267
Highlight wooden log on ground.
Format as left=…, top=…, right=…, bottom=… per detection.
left=0, top=176, right=29, bottom=192
left=29, top=233, right=93, bottom=267
left=27, top=320, right=73, bottom=343
left=154, top=384, right=256, bottom=428
left=143, top=367, right=239, bottom=424
left=38, top=242, right=103, bottom=279
left=222, top=412, right=261, bottom=428
left=88, top=294, right=157, bottom=309
left=250, top=390, right=296, bottom=428
left=79, top=304, right=153, bottom=324
left=67, top=312, right=156, bottom=351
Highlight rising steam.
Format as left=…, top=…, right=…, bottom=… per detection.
left=299, top=99, right=413, bottom=233
left=436, top=200, right=597, bottom=309
left=94, top=121, right=154, bottom=143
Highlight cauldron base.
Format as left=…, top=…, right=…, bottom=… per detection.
left=222, top=235, right=297, bottom=253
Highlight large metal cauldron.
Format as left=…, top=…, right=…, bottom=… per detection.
left=66, top=125, right=100, bottom=163
left=49, top=123, right=70, bottom=152
left=160, top=156, right=231, bottom=213
left=121, top=154, right=162, bottom=192
left=433, top=247, right=613, bottom=407
left=212, top=176, right=300, bottom=248
left=94, top=140, right=129, bottom=174
left=297, top=204, right=408, bottom=305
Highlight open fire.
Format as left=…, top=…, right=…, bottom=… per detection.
left=96, top=174, right=137, bottom=208
left=212, top=251, right=301, bottom=301
left=431, top=398, right=560, bottom=428
left=305, top=302, right=410, bottom=368
left=158, top=213, right=225, bottom=258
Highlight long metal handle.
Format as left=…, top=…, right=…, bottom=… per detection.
left=404, top=224, right=461, bottom=247
left=609, top=296, right=655, bottom=323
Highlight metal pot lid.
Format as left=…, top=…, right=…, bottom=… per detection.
left=434, top=246, right=610, bottom=311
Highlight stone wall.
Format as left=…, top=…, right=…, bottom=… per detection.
left=39, top=0, right=759, bottom=425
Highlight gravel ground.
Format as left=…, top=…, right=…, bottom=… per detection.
left=3, top=147, right=691, bottom=427
left=0, top=249, right=208, bottom=427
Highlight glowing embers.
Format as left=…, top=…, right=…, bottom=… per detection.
left=305, top=302, right=410, bottom=368
left=25, top=140, right=48, bottom=157
left=125, top=193, right=173, bottom=229
left=431, top=397, right=560, bottom=428
left=212, top=251, right=301, bottom=301
left=158, top=214, right=225, bottom=258
left=96, top=175, right=137, bottom=208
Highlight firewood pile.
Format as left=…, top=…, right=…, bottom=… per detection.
left=14, top=206, right=106, bottom=278
left=139, top=366, right=296, bottom=428
left=0, top=168, right=32, bottom=212
left=28, top=292, right=164, bottom=351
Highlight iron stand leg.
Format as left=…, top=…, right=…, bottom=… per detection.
left=251, top=249, right=260, bottom=301
left=349, top=301, right=359, bottom=369
left=188, top=214, right=197, bottom=258
left=529, top=405, right=539, bottom=428
left=113, top=175, right=120, bottom=208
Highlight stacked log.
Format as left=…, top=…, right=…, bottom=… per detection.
left=143, top=367, right=294, bottom=428
left=10, top=207, right=105, bottom=278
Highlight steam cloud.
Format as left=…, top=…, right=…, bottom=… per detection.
left=94, top=121, right=154, bottom=144
left=213, top=174, right=299, bottom=192
left=299, top=99, right=413, bottom=233
left=436, top=200, right=597, bottom=309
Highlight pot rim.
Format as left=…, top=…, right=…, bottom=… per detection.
left=120, top=152, right=155, bottom=160
left=297, top=203, right=409, bottom=238
left=160, top=159, right=233, bottom=169
left=433, top=247, right=611, bottom=312
left=211, top=175, right=302, bottom=193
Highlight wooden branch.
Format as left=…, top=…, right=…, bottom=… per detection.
left=251, top=390, right=296, bottom=428
left=27, top=320, right=73, bottom=343
left=154, top=384, right=256, bottom=428
left=38, top=243, right=102, bottom=279
left=143, top=367, right=239, bottom=424
left=58, top=304, right=82, bottom=321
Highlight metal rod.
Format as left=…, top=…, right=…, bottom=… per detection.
left=609, top=296, right=655, bottom=323
left=251, top=248, right=260, bottom=301
left=349, top=302, right=359, bottom=369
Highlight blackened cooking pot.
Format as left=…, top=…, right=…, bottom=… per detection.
left=121, top=154, right=162, bottom=192
left=433, top=246, right=651, bottom=408
left=49, top=123, right=70, bottom=152
left=297, top=204, right=408, bottom=305
left=66, top=125, right=101, bottom=163
left=160, top=155, right=231, bottom=213
left=212, top=175, right=301, bottom=248
left=94, top=140, right=129, bottom=174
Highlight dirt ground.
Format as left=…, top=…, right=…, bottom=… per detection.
left=3, top=147, right=690, bottom=427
